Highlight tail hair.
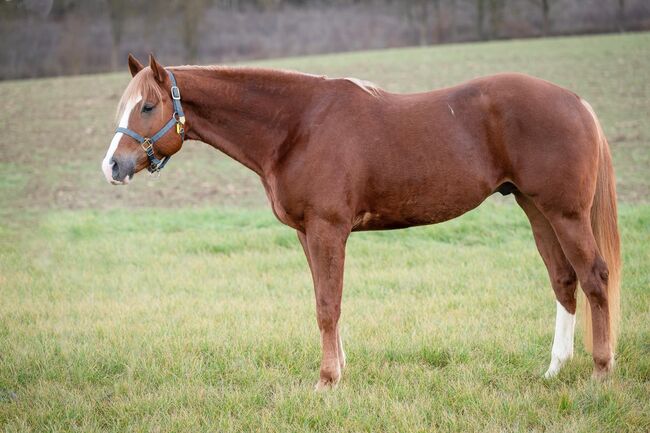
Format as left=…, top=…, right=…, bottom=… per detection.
left=582, top=99, right=621, bottom=353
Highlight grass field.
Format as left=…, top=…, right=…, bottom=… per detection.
left=1, top=33, right=649, bottom=432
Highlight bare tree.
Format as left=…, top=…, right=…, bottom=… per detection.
left=106, top=0, right=127, bottom=70
left=528, top=0, right=553, bottom=35
left=256, top=0, right=282, bottom=9
left=180, top=0, right=208, bottom=64
left=476, top=0, right=486, bottom=40
left=488, top=0, right=505, bottom=39
left=617, top=0, right=626, bottom=31
left=432, top=0, right=444, bottom=43
left=449, top=0, right=458, bottom=41
left=404, top=0, right=433, bottom=46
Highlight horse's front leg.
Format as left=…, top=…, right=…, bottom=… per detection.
left=299, top=219, right=350, bottom=390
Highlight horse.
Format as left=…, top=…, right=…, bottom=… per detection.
left=102, top=54, right=620, bottom=389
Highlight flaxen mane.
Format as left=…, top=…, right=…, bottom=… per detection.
left=173, top=65, right=381, bottom=96
left=119, top=66, right=380, bottom=114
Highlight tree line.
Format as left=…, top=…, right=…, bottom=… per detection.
left=0, top=0, right=647, bottom=79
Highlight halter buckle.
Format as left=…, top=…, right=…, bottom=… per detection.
left=141, top=138, right=153, bottom=152
left=171, top=86, right=181, bottom=100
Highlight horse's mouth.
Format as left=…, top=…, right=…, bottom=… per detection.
left=109, top=175, right=131, bottom=185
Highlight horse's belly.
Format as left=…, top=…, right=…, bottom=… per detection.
left=352, top=190, right=489, bottom=231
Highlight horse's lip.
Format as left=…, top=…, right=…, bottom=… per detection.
left=110, top=175, right=131, bottom=185
left=103, top=157, right=133, bottom=185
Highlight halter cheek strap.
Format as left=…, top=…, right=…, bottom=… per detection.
left=115, top=70, right=185, bottom=173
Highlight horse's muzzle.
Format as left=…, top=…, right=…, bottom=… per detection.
left=108, top=155, right=135, bottom=185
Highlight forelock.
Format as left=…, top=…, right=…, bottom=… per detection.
left=115, top=68, right=164, bottom=122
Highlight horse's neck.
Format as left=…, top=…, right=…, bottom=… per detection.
left=176, top=67, right=315, bottom=176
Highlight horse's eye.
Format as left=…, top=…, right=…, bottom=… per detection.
left=141, top=104, right=154, bottom=113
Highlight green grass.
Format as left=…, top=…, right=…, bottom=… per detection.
left=1, top=204, right=649, bottom=432
left=1, top=32, right=649, bottom=432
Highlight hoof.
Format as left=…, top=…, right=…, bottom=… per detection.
left=592, top=354, right=614, bottom=380
left=315, top=374, right=340, bottom=391
left=316, top=358, right=341, bottom=391
left=544, top=367, right=560, bottom=379
left=543, top=355, right=571, bottom=379
left=592, top=361, right=614, bottom=381
left=591, top=368, right=612, bottom=381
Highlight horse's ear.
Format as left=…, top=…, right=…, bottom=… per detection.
left=127, top=53, right=144, bottom=77
left=149, top=54, right=166, bottom=83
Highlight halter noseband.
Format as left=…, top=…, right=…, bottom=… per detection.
left=115, top=70, right=185, bottom=173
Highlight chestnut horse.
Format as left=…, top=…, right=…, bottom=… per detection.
left=103, top=54, right=620, bottom=388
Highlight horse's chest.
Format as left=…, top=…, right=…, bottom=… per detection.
left=261, top=177, right=302, bottom=231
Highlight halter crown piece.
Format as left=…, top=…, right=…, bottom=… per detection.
left=115, top=70, right=185, bottom=173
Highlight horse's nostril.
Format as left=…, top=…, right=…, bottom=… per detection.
left=111, top=158, right=119, bottom=180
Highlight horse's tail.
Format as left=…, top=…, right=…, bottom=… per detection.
left=582, top=99, right=621, bottom=354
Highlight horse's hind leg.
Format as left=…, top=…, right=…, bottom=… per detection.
left=544, top=212, right=614, bottom=378
left=516, top=194, right=578, bottom=378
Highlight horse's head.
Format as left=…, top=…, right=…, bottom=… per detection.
left=102, top=54, right=185, bottom=185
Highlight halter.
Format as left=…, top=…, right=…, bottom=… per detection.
left=115, top=70, right=185, bottom=173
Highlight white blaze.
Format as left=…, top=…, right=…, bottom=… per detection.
left=544, top=300, right=576, bottom=378
left=102, top=95, right=141, bottom=184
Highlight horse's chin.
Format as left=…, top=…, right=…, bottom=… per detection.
left=109, top=174, right=131, bottom=186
